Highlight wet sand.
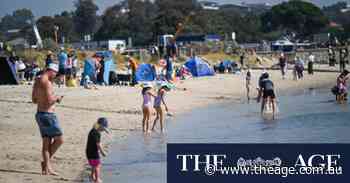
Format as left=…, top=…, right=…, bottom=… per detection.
left=0, top=70, right=339, bottom=182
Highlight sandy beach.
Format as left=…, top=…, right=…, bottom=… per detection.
left=0, top=70, right=339, bottom=183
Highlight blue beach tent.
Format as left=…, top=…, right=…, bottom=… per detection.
left=135, top=63, right=156, bottom=82
left=184, top=57, right=215, bottom=77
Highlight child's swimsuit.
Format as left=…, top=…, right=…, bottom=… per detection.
left=143, top=93, right=152, bottom=108
left=154, top=92, right=164, bottom=108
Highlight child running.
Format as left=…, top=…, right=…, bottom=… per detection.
left=86, top=118, right=109, bottom=183
left=142, top=83, right=156, bottom=134
left=152, top=83, right=171, bottom=133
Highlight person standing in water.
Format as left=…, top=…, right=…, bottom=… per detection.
left=141, top=83, right=156, bottom=134
left=257, top=71, right=268, bottom=103
left=86, top=118, right=109, bottom=183
left=152, top=83, right=170, bottom=133
left=336, top=69, right=349, bottom=102
left=32, top=63, right=64, bottom=176
left=260, top=73, right=277, bottom=119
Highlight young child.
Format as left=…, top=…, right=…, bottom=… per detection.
left=86, top=118, right=109, bottom=183
left=152, top=83, right=170, bottom=133
left=141, top=83, right=156, bottom=134
left=83, top=75, right=98, bottom=90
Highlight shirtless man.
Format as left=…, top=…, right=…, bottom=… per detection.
left=32, top=63, right=64, bottom=175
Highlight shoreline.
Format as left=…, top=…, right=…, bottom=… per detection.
left=0, top=70, right=339, bottom=183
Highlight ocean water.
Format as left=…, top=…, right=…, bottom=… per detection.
left=100, top=89, right=350, bottom=183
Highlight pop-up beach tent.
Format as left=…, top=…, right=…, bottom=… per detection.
left=135, top=63, right=156, bottom=82
left=81, top=51, right=116, bottom=85
left=184, top=57, right=215, bottom=77
left=0, top=57, right=19, bottom=85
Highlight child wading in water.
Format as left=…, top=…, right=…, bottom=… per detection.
left=152, top=83, right=171, bottom=133
left=86, top=118, right=109, bottom=183
left=142, top=83, right=156, bottom=134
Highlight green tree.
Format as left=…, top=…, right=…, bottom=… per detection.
left=0, top=9, right=34, bottom=32
left=153, top=0, right=200, bottom=36
left=54, top=11, right=78, bottom=42
left=73, top=0, right=99, bottom=38
left=95, top=0, right=157, bottom=45
left=36, top=16, right=56, bottom=40
left=262, top=0, right=329, bottom=37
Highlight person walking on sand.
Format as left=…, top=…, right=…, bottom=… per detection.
left=86, top=118, right=109, bottom=183
left=279, top=53, right=287, bottom=79
left=127, top=55, right=138, bottom=86
left=58, top=47, right=68, bottom=87
left=152, top=83, right=170, bottom=133
left=308, top=52, right=315, bottom=75
left=142, top=83, right=155, bottom=134
left=32, top=63, right=64, bottom=176
left=246, top=69, right=252, bottom=101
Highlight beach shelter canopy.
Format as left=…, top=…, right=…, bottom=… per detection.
left=135, top=63, right=156, bottom=82
left=81, top=51, right=116, bottom=85
left=81, top=59, right=96, bottom=85
left=0, top=57, right=19, bottom=85
left=221, top=60, right=235, bottom=69
left=184, top=57, right=215, bottom=77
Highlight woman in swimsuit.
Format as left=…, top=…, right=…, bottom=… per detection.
left=152, top=83, right=170, bottom=133
left=142, top=83, right=155, bottom=133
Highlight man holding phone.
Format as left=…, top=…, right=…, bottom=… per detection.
left=32, top=63, right=64, bottom=176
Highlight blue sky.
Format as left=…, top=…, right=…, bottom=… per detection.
left=0, top=0, right=347, bottom=18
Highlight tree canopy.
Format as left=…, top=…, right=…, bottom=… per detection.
left=261, top=0, right=329, bottom=37
left=73, top=0, right=99, bottom=37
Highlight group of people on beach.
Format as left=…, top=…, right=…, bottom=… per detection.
left=32, top=62, right=110, bottom=183
left=31, top=50, right=174, bottom=182
left=278, top=52, right=316, bottom=81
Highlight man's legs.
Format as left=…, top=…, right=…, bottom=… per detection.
left=49, top=136, right=63, bottom=158
left=42, top=136, right=62, bottom=176
left=42, top=137, right=51, bottom=175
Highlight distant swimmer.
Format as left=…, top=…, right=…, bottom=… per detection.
left=260, top=73, right=277, bottom=119
left=32, top=63, right=64, bottom=176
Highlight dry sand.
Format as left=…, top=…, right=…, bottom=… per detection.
left=0, top=70, right=338, bottom=183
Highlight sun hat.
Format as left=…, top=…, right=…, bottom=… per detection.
left=142, top=82, right=153, bottom=89
left=160, top=82, right=171, bottom=90
left=47, top=63, right=59, bottom=72
left=97, top=117, right=110, bottom=133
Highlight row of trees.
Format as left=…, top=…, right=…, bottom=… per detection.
left=0, top=0, right=349, bottom=46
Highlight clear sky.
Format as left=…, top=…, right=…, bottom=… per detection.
left=0, top=0, right=347, bottom=18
